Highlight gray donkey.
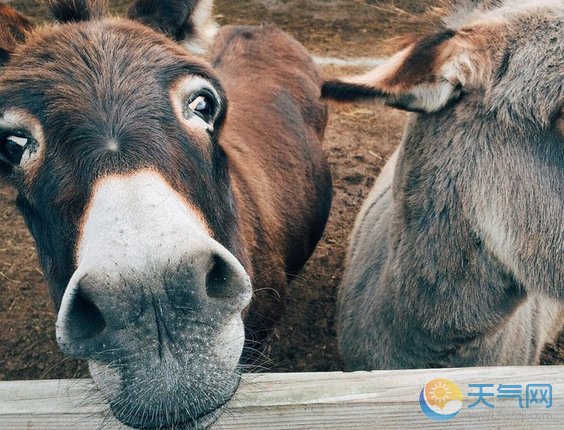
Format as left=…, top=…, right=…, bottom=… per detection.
left=322, top=0, right=564, bottom=370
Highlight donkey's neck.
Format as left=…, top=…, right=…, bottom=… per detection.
left=375, top=131, right=530, bottom=366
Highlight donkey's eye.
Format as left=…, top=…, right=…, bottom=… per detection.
left=188, top=93, right=216, bottom=123
left=1, top=134, right=29, bottom=165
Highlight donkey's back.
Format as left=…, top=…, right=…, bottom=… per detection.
left=210, top=24, right=332, bottom=329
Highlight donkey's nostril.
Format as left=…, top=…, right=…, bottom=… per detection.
left=67, top=286, right=106, bottom=340
left=206, top=253, right=241, bottom=299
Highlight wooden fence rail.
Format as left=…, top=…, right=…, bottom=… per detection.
left=1, top=366, right=563, bottom=429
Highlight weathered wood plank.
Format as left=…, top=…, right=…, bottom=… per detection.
left=1, top=366, right=562, bottom=429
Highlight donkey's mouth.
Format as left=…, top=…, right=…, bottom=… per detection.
left=115, top=402, right=228, bottom=430
left=106, top=372, right=240, bottom=430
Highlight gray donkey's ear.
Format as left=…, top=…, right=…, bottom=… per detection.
left=322, top=21, right=505, bottom=113
left=128, top=0, right=217, bottom=54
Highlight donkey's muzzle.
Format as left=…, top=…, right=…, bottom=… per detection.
left=56, top=242, right=251, bottom=359
left=54, top=171, right=251, bottom=429
left=55, top=171, right=252, bottom=359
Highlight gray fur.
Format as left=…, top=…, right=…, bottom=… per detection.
left=336, top=0, right=564, bottom=370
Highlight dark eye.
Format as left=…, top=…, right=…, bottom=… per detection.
left=0, top=134, right=29, bottom=165
left=188, top=93, right=216, bottom=123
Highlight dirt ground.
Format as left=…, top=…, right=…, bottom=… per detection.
left=1, top=0, right=563, bottom=382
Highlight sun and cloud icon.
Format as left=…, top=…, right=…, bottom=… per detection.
left=419, top=378, right=463, bottom=422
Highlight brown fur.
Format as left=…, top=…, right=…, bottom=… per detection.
left=0, top=4, right=34, bottom=64
left=44, top=0, right=108, bottom=22
left=0, top=1, right=331, bottom=428
left=211, top=25, right=330, bottom=328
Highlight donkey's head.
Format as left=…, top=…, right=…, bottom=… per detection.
left=0, top=0, right=253, bottom=428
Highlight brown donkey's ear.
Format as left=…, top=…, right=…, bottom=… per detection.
left=128, top=0, right=216, bottom=53
left=0, top=2, right=35, bottom=66
left=322, top=22, right=505, bottom=113
left=43, top=0, right=107, bottom=23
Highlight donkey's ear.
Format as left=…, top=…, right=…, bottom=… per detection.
left=43, top=0, right=107, bottom=23
left=322, top=23, right=504, bottom=113
left=128, top=0, right=217, bottom=54
left=0, top=3, right=35, bottom=66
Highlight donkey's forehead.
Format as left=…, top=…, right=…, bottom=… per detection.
left=0, top=18, right=223, bottom=144
left=449, top=0, right=564, bottom=30
left=487, top=0, right=563, bottom=16
left=0, top=18, right=225, bottom=196
left=1, top=18, right=216, bottom=91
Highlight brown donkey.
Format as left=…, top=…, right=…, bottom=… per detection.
left=323, top=0, right=564, bottom=370
left=0, top=0, right=331, bottom=428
